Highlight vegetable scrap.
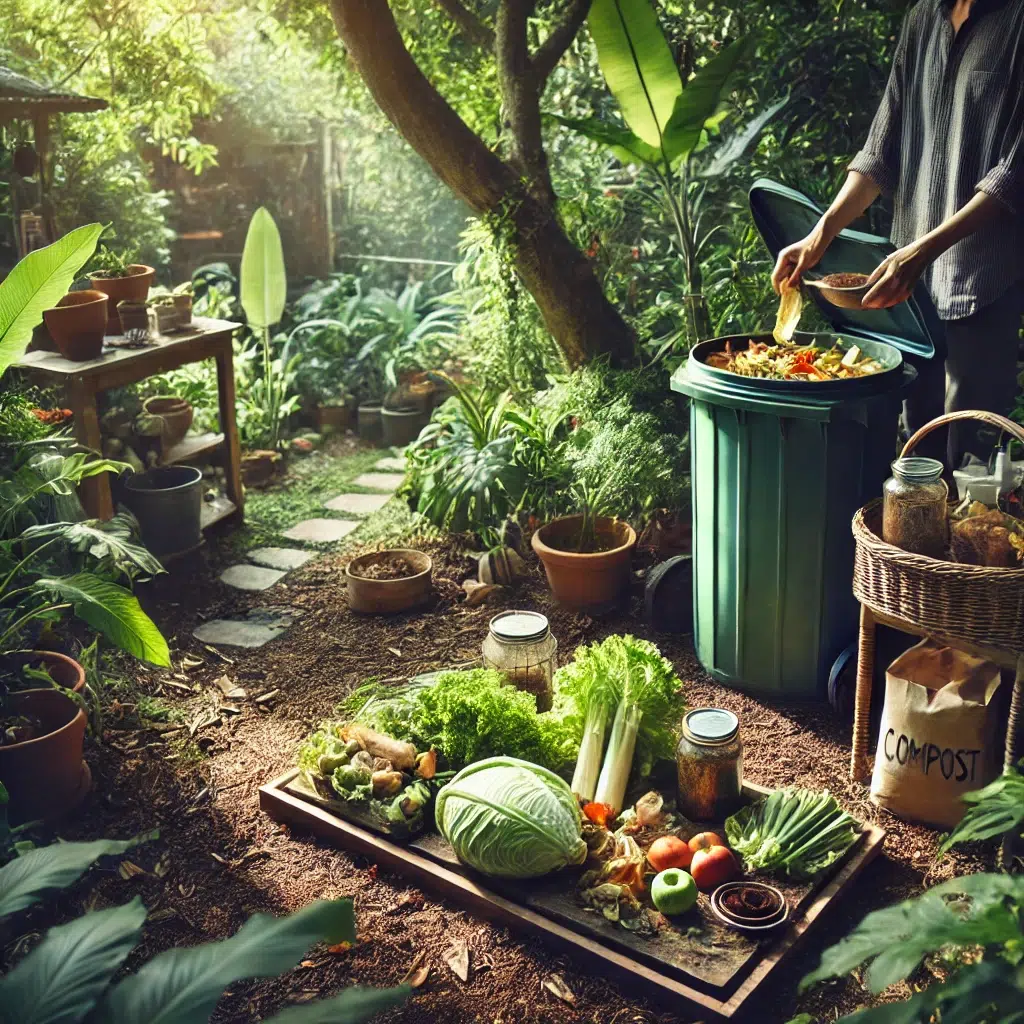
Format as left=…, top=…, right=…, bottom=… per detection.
left=706, top=339, right=883, bottom=381
left=725, top=787, right=859, bottom=880
left=773, top=281, right=803, bottom=344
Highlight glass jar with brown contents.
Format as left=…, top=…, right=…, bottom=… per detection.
left=882, top=457, right=948, bottom=558
left=481, top=610, right=557, bottom=711
left=676, top=708, right=743, bottom=821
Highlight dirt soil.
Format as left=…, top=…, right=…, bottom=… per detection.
left=8, top=525, right=996, bottom=1024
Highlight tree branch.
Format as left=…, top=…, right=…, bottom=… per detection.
left=532, top=0, right=592, bottom=82
left=431, top=0, right=493, bottom=48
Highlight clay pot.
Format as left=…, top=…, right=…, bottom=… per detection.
left=42, top=290, right=108, bottom=361
left=241, top=449, right=282, bottom=487
left=381, top=405, right=430, bottom=448
left=0, top=688, right=89, bottom=823
left=143, top=395, right=193, bottom=447
left=345, top=549, right=432, bottom=614
left=89, top=264, right=156, bottom=335
left=357, top=402, right=383, bottom=445
left=314, top=402, right=354, bottom=432
left=8, top=650, right=87, bottom=693
left=531, top=515, right=637, bottom=611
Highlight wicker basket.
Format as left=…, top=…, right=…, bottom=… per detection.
left=852, top=410, right=1024, bottom=656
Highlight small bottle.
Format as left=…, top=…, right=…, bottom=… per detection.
left=481, top=611, right=557, bottom=712
left=882, top=457, right=949, bottom=558
left=676, top=709, right=743, bottom=821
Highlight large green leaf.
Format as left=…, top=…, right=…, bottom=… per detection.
left=240, top=207, right=286, bottom=329
left=263, top=985, right=411, bottom=1023
left=549, top=113, right=663, bottom=168
left=34, top=573, right=170, bottom=667
left=661, top=38, right=753, bottom=167
left=0, top=224, right=104, bottom=378
left=96, top=899, right=355, bottom=1024
left=0, top=899, right=146, bottom=1024
left=0, top=834, right=155, bottom=919
left=700, top=93, right=789, bottom=178
left=587, top=0, right=682, bottom=150
left=940, top=767, right=1024, bottom=852
left=21, top=517, right=165, bottom=582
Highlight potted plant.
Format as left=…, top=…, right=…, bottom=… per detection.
left=532, top=478, right=637, bottom=610
left=41, top=290, right=109, bottom=361
left=0, top=515, right=169, bottom=819
left=172, top=280, right=194, bottom=325
left=345, top=549, right=433, bottom=614
left=87, top=245, right=156, bottom=335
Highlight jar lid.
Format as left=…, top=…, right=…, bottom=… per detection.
left=488, top=610, right=550, bottom=644
left=683, top=708, right=739, bottom=744
left=891, top=457, right=944, bottom=482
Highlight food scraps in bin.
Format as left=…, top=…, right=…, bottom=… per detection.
left=705, top=339, right=883, bottom=381
left=951, top=506, right=1024, bottom=567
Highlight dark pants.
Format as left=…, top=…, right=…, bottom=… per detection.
left=904, top=283, right=1024, bottom=467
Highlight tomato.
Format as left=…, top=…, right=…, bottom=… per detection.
left=688, top=832, right=726, bottom=854
left=690, top=846, right=739, bottom=891
left=646, top=835, right=693, bottom=873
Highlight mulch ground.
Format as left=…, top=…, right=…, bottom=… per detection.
left=7, top=515, right=997, bottom=1024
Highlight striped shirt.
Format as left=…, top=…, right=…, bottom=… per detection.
left=849, top=0, right=1024, bottom=320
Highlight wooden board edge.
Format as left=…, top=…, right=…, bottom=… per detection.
left=261, top=770, right=734, bottom=1019
left=259, top=770, right=885, bottom=1022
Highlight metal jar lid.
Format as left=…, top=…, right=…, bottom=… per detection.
left=891, top=456, right=944, bottom=482
left=488, top=610, right=550, bottom=645
left=683, top=708, right=739, bottom=745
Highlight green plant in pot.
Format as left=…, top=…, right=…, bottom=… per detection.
left=532, top=474, right=637, bottom=612
left=0, top=835, right=410, bottom=1022
left=86, top=243, right=156, bottom=336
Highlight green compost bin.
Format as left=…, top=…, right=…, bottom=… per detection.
left=670, top=180, right=939, bottom=700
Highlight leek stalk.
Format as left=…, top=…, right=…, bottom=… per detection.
left=593, top=700, right=642, bottom=815
left=571, top=704, right=609, bottom=802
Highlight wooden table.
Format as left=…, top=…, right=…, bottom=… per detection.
left=16, top=317, right=244, bottom=526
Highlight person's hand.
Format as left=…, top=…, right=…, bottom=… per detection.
left=862, top=242, right=933, bottom=308
left=771, top=228, right=829, bottom=293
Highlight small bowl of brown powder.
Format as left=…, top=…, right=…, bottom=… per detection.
left=805, top=271, right=872, bottom=309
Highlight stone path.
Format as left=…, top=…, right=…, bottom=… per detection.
left=209, top=456, right=407, bottom=646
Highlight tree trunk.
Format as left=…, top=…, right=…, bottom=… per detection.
left=328, top=0, right=636, bottom=368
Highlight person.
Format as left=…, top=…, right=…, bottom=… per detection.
left=772, top=0, right=1024, bottom=467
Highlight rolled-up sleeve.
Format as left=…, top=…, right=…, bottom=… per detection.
left=849, top=18, right=910, bottom=196
left=976, top=78, right=1023, bottom=214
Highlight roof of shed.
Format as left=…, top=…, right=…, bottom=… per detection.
left=0, top=66, right=107, bottom=115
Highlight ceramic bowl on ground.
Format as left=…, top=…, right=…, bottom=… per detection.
left=345, top=549, right=432, bottom=614
left=710, top=881, right=789, bottom=933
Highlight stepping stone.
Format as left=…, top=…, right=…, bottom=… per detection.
left=283, top=518, right=360, bottom=543
left=219, top=564, right=285, bottom=591
left=193, top=606, right=302, bottom=649
left=352, top=472, right=405, bottom=491
left=374, top=457, right=407, bottom=472
left=324, top=492, right=391, bottom=515
left=248, top=547, right=314, bottom=572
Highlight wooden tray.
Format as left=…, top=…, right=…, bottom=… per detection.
left=261, top=770, right=884, bottom=1020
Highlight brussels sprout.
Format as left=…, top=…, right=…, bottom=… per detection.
left=344, top=738, right=362, bottom=757
left=317, top=752, right=350, bottom=776
left=331, top=763, right=372, bottom=795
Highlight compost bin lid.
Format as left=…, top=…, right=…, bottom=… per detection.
left=748, top=179, right=938, bottom=360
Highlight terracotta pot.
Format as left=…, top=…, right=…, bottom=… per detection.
left=241, top=449, right=282, bottom=487
left=314, top=402, right=354, bottom=432
left=42, top=290, right=108, bottom=361
left=143, top=395, right=193, bottom=447
left=357, top=402, right=383, bottom=445
left=89, top=264, right=155, bottom=335
left=381, top=405, right=430, bottom=448
left=0, top=688, right=89, bottom=823
left=345, top=549, right=432, bottom=614
left=8, top=650, right=87, bottom=693
left=531, top=515, right=637, bottom=611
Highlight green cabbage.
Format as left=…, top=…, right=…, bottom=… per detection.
left=436, top=757, right=588, bottom=879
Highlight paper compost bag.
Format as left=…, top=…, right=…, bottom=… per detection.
left=870, top=640, right=1002, bottom=828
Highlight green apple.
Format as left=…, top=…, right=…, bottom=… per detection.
left=651, top=868, right=698, bottom=916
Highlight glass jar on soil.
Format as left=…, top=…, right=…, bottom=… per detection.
left=676, top=708, right=743, bottom=821
left=882, top=457, right=948, bottom=558
left=481, top=610, right=557, bottom=712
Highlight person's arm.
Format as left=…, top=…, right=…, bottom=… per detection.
left=862, top=192, right=1007, bottom=308
left=772, top=13, right=910, bottom=293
